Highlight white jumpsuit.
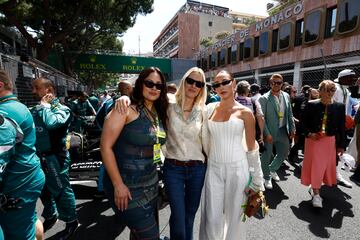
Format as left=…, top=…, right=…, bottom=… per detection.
left=199, top=118, right=250, bottom=240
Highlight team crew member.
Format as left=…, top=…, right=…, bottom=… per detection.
left=0, top=70, right=45, bottom=240
left=72, top=91, right=96, bottom=133
left=31, top=77, right=78, bottom=239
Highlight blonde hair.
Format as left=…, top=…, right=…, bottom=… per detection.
left=319, top=80, right=335, bottom=91
left=0, top=70, right=13, bottom=91
left=175, top=67, right=207, bottom=111
left=270, top=73, right=283, bottom=81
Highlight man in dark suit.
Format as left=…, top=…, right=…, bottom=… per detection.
left=288, top=85, right=311, bottom=162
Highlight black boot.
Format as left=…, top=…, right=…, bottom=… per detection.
left=59, top=219, right=79, bottom=240
left=43, top=215, right=58, bottom=232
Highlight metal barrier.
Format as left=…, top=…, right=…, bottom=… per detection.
left=233, top=50, right=360, bottom=92
left=0, top=53, right=83, bottom=107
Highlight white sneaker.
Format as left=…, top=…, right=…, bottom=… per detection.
left=264, top=179, right=273, bottom=189
left=270, top=171, right=280, bottom=182
left=312, top=194, right=323, bottom=208
left=337, top=172, right=352, bottom=188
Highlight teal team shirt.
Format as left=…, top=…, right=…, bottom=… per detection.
left=30, top=98, right=72, bottom=153
left=0, top=94, right=44, bottom=203
left=0, top=115, right=22, bottom=183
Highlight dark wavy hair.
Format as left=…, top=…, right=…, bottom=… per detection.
left=131, top=67, right=169, bottom=130
left=216, top=69, right=234, bottom=81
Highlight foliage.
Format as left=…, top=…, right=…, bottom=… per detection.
left=214, top=31, right=231, bottom=41
left=0, top=0, right=154, bottom=64
left=243, top=16, right=257, bottom=26
left=267, top=0, right=299, bottom=16
left=78, top=71, right=119, bottom=91
left=200, top=37, right=213, bottom=48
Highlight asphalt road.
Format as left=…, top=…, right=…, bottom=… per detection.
left=38, top=160, right=360, bottom=240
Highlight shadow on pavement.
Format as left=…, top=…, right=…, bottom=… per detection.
left=71, top=183, right=99, bottom=200
left=278, top=163, right=292, bottom=181
left=46, top=184, right=126, bottom=240
left=290, top=186, right=354, bottom=238
left=263, top=183, right=289, bottom=210
left=287, top=162, right=302, bottom=179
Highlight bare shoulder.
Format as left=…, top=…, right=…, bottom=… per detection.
left=233, top=102, right=251, bottom=114
left=233, top=102, right=254, bottom=121
left=107, top=104, right=137, bottom=120
left=233, top=102, right=248, bottom=111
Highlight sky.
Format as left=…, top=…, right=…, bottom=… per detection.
left=121, top=0, right=272, bottom=55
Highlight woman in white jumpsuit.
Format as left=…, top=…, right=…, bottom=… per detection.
left=200, top=70, right=265, bottom=240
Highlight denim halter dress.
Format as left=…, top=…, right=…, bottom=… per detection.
left=103, top=107, right=166, bottom=211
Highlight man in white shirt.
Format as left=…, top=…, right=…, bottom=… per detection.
left=333, top=69, right=358, bottom=188
left=99, top=90, right=111, bottom=106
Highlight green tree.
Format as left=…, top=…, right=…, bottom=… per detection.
left=243, top=16, right=257, bottom=26
left=0, top=0, right=153, bottom=62
left=78, top=71, right=119, bottom=91
left=60, top=33, right=124, bottom=75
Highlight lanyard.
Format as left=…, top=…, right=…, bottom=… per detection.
left=143, top=106, right=165, bottom=164
left=144, top=107, right=160, bottom=143
left=274, top=95, right=283, bottom=119
left=321, top=105, right=328, bottom=134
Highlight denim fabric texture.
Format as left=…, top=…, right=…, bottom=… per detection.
left=103, top=107, right=164, bottom=239
left=163, top=159, right=206, bottom=240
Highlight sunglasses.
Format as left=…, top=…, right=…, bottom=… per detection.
left=271, top=81, right=283, bottom=86
left=212, top=79, right=233, bottom=89
left=185, top=77, right=205, bottom=88
left=143, top=80, right=163, bottom=90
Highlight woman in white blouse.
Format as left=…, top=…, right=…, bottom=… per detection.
left=162, top=67, right=207, bottom=240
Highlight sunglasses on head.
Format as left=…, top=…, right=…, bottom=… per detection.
left=212, top=79, right=233, bottom=89
left=271, top=81, right=283, bottom=86
left=143, top=80, right=163, bottom=90
left=185, top=77, right=205, bottom=88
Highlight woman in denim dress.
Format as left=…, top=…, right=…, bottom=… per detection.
left=101, top=67, right=168, bottom=239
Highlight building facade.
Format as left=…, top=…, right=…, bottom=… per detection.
left=153, top=0, right=232, bottom=59
left=199, top=0, right=360, bottom=90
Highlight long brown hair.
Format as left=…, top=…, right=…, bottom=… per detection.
left=131, top=67, right=169, bottom=130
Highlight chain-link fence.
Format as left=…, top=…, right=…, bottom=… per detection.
left=301, top=50, right=360, bottom=89
left=0, top=51, right=83, bottom=107
left=232, top=50, right=360, bottom=94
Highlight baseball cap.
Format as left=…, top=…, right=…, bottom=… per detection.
left=334, top=69, right=356, bottom=82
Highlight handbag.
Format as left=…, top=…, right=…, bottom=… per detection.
left=244, top=191, right=268, bottom=218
